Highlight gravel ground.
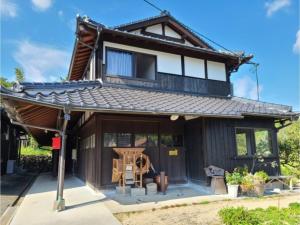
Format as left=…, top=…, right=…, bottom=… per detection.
left=114, top=193, right=300, bottom=225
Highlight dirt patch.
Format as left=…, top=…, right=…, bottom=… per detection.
left=114, top=194, right=300, bottom=225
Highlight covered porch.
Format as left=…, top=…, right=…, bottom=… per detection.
left=1, top=81, right=297, bottom=211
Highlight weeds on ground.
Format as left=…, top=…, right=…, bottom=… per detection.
left=219, top=202, right=300, bottom=225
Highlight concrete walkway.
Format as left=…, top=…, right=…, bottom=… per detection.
left=9, top=174, right=120, bottom=225
left=0, top=173, right=35, bottom=216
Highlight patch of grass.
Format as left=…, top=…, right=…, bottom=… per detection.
left=198, top=200, right=210, bottom=205
left=21, top=146, right=52, bottom=156
left=219, top=202, right=300, bottom=225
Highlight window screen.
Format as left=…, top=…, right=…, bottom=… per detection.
left=103, top=133, right=117, bottom=147
left=117, top=133, right=132, bottom=147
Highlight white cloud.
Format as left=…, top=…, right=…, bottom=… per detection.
left=265, top=0, right=291, bottom=17
left=293, top=30, right=300, bottom=54
left=58, top=10, right=63, bottom=17
left=0, top=0, right=17, bottom=18
left=31, top=0, right=52, bottom=11
left=14, top=40, right=70, bottom=82
left=233, top=75, right=262, bottom=100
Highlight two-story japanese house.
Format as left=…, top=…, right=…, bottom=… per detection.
left=1, top=12, right=298, bottom=190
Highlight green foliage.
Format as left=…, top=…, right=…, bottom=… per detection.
left=278, top=120, right=300, bottom=173
left=0, top=77, right=13, bottom=88
left=281, top=164, right=300, bottom=178
left=219, top=203, right=300, bottom=225
left=225, top=171, right=243, bottom=185
left=218, top=207, right=260, bottom=225
left=254, top=171, right=269, bottom=183
left=15, top=68, right=25, bottom=82
left=236, top=132, right=247, bottom=156
left=21, top=146, right=51, bottom=156
left=21, top=135, right=51, bottom=156
left=241, top=173, right=255, bottom=190
left=59, top=75, right=67, bottom=82
left=234, top=166, right=249, bottom=176
left=254, top=129, right=272, bottom=156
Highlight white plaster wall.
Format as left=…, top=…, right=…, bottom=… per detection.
left=145, top=24, right=162, bottom=35
left=165, top=26, right=181, bottom=39
left=184, top=40, right=195, bottom=47
left=129, top=29, right=141, bottom=34
left=157, top=52, right=182, bottom=75
left=103, top=41, right=182, bottom=75
left=184, top=56, right=205, bottom=78
left=87, top=53, right=95, bottom=80
left=207, top=61, right=226, bottom=81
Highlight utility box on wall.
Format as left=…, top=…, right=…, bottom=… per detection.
left=52, top=137, right=61, bottom=150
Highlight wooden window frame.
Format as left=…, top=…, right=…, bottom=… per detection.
left=234, top=127, right=275, bottom=159
left=105, top=47, right=157, bottom=81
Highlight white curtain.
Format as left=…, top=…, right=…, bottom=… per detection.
left=107, top=50, right=132, bottom=77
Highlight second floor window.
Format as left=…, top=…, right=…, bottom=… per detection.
left=107, top=50, right=133, bottom=77
left=106, top=48, right=156, bottom=80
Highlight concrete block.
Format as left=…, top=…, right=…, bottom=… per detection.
left=116, top=186, right=131, bottom=194
left=146, top=183, right=157, bottom=195
left=131, top=187, right=145, bottom=197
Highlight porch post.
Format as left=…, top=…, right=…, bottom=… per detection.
left=53, top=112, right=70, bottom=211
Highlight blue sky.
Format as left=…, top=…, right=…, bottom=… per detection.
left=1, top=0, right=299, bottom=110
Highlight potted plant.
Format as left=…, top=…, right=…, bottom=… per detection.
left=240, top=173, right=255, bottom=196
left=225, top=171, right=242, bottom=198
left=253, top=171, right=269, bottom=196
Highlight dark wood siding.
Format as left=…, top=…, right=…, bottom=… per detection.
left=77, top=115, right=97, bottom=188
left=103, top=73, right=231, bottom=96
left=185, top=119, right=205, bottom=181
left=74, top=113, right=280, bottom=190
left=203, top=117, right=280, bottom=176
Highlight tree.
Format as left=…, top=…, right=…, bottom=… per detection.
left=0, top=77, right=13, bottom=88
left=278, top=120, right=300, bottom=168
left=59, top=75, right=68, bottom=82
left=15, top=68, right=25, bottom=82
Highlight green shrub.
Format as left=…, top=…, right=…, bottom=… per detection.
left=254, top=171, right=269, bottom=183
left=225, top=171, right=243, bottom=185
left=281, top=164, right=300, bottom=178
left=219, top=203, right=300, bottom=225
left=21, top=146, right=51, bottom=156
left=234, top=166, right=248, bottom=176
left=218, top=207, right=260, bottom=225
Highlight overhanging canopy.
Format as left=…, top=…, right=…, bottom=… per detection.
left=1, top=80, right=298, bottom=144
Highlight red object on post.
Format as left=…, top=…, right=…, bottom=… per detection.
left=52, top=137, right=61, bottom=150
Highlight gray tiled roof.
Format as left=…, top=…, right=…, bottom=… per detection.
left=0, top=80, right=297, bottom=119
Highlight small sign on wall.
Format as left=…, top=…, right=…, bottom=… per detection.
left=52, top=137, right=61, bottom=150
left=72, top=149, right=77, bottom=160
left=169, top=149, right=178, bottom=156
